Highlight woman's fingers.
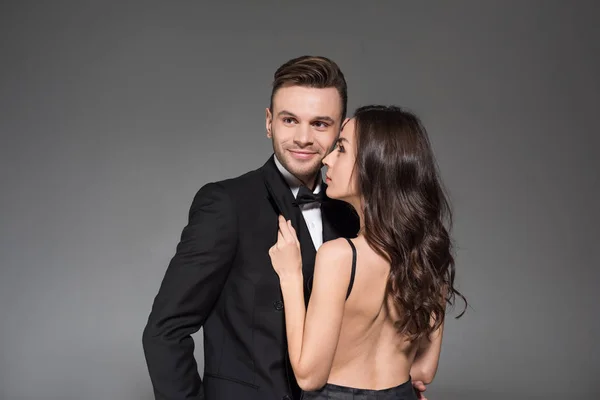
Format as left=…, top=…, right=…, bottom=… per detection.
left=278, top=215, right=295, bottom=243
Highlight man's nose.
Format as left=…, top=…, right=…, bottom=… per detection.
left=293, top=124, right=313, bottom=146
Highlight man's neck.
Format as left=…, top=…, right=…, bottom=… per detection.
left=301, top=175, right=319, bottom=192
left=273, top=154, right=321, bottom=193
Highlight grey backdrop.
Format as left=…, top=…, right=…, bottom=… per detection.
left=1, top=1, right=599, bottom=399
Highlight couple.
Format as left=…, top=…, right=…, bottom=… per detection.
left=142, top=55, right=465, bottom=400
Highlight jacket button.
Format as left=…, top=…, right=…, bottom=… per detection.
left=273, top=300, right=284, bottom=311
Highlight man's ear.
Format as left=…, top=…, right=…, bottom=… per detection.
left=266, top=107, right=273, bottom=138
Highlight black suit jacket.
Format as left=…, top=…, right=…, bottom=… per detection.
left=142, top=156, right=359, bottom=400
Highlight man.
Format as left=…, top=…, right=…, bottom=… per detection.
left=142, top=55, right=428, bottom=399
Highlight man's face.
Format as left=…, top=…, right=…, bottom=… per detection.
left=266, top=85, right=343, bottom=185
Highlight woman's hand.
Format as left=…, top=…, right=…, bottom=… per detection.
left=269, top=215, right=302, bottom=280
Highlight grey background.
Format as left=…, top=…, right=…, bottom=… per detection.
left=1, top=1, right=599, bottom=399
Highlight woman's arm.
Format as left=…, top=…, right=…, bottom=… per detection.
left=269, top=217, right=352, bottom=391
left=409, top=319, right=444, bottom=385
left=282, top=239, right=351, bottom=390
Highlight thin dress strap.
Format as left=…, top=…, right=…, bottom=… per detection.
left=344, top=238, right=357, bottom=300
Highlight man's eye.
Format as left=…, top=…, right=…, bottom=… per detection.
left=313, top=121, right=329, bottom=128
left=283, top=117, right=296, bottom=124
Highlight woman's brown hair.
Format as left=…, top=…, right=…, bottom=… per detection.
left=353, top=105, right=467, bottom=341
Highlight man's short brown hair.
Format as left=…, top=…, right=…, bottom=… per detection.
left=270, top=55, right=348, bottom=120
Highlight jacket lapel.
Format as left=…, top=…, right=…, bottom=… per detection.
left=261, top=156, right=317, bottom=279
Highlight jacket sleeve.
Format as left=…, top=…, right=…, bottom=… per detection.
left=142, top=182, right=238, bottom=400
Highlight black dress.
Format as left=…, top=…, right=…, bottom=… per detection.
left=301, top=239, right=419, bottom=400
left=301, top=379, right=418, bottom=400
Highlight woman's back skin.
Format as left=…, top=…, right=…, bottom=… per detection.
left=324, top=236, right=441, bottom=390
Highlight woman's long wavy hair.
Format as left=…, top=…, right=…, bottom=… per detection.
left=353, top=105, right=466, bottom=342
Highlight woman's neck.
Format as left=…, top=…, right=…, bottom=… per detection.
left=347, top=196, right=365, bottom=235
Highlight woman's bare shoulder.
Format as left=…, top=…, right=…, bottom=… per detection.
left=317, top=238, right=353, bottom=257
left=315, top=238, right=354, bottom=271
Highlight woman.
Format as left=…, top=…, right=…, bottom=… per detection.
left=269, top=105, right=466, bottom=399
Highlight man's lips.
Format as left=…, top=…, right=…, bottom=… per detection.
left=288, top=149, right=317, bottom=160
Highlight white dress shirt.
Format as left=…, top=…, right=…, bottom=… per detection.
left=274, top=155, right=323, bottom=250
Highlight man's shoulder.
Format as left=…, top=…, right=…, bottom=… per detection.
left=217, top=164, right=265, bottom=190
left=194, top=163, right=266, bottom=200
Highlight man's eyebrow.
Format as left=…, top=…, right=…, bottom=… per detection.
left=276, top=110, right=335, bottom=124
left=313, top=116, right=335, bottom=124
left=277, top=110, right=298, bottom=118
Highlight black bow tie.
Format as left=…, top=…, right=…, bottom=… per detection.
left=293, top=185, right=324, bottom=207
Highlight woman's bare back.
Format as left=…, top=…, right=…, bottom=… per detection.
left=326, top=236, right=419, bottom=390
